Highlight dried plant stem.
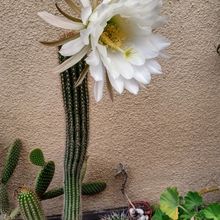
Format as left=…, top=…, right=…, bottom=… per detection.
left=199, top=186, right=220, bottom=195
left=92, top=0, right=99, bottom=9
left=7, top=207, right=20, bottom=220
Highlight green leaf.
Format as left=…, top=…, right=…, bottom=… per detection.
left=203, top=203, right=220, bottom=220
left=160, top=187, right=179, bottom=220
left=152, top=209, right=171, bottom=220
left=179, top=211, right=195, bottom=220
left=29, top=148, right=45, bottom=167
left=184, top=191, right=203, bottom=211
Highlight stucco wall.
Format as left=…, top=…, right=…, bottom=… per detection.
left=0, top=0, right=220, bottom=217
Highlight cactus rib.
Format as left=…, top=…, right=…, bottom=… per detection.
left=1, top=139, right=22, bottom=184
left=18, top=188, right=45, bottom=220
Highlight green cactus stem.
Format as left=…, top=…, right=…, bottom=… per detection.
left=41, top=187, right=64, bottom=200
left=29, top=148, right=45, bottom=167
left=60, top=54, right=89, bottom=220
left=18, top=188, right=45, bottom=220
left=0, top=184, right=9, bottom=215
left=35, top=161, right=55, bottom=197
left=41, top=181, right=107, bottom=200
left=1, top=139, right=22, bottom=184
left=82, top=181, right=107, bottom=196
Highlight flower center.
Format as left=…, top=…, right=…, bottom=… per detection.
left=99, top=16, right=127, bottom=53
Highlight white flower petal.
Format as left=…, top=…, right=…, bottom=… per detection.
left=148, top=34, right=170, bottom=51
left=124, top=79, right=139, bottom=95
left=97, top=45, right=119, bottom=79
left=107, top=74, right=124, bottom=94
left=126, top=50, right=145, bottom=66
left=81, top=6, right=92, bottom=24
left=80, top=28, right=91, bottom=45
left=86, top=50, right=100, bottom=66
left=80, top=0, right=92, bottom=24
left=59, top=38, right=85, bottom=56
left=89, top=61, right=105, bottom=81
left=38, top=11, right=84, bottom=30
left=108, top=52, right=134, bottom=79
left=134, top=37, right=159, bottom=59
left=146, top=60, right=162, bottom=74
left=94, top=80, right=105, bottom=102
left=80, top=0, right=91, bottom=7
left=133, top=65, right=151, bottom=84
left=53, top=46, right=89, bottom=74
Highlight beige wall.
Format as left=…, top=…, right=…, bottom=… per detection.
left=0, top=0, right=220, bottom=217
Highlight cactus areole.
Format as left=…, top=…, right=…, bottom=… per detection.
left=60, top=54, right=89, bottom=220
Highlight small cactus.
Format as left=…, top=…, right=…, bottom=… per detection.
left=1, top=139, right=22, bottom=184
left=101, top=212, right=128, bottom=220
left=29, top=148, right=45, bottom=167
left=35, top=161, right=55, bottom=197
left=82, top=181, right=107, bottom=196
left=18, top=188, right=45, bottom=220
left=0, top=184, right=9, bottom=215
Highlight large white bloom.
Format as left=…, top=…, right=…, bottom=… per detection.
left=38, top=0, right=170, bottom=101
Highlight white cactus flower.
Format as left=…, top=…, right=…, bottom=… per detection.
left=38, top=0, right=170, bottom=101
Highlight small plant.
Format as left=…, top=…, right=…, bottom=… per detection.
left=29, top=148, right=55, bottom=197
left=152, top=187, right=220, bottom=220
left=18, top=187, right=45, bottom=220
left=115, top=163, right=151, bottom=220
left=101, top=212, right=128, bottom=220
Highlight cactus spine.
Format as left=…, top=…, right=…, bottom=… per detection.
left=18, top=188, right=45, bottom=220
left=60, top=54, right=89, bottom=220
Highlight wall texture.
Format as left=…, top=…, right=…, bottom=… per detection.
left=0, top=0, right=220, bottom=217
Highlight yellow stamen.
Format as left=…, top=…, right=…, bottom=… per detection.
left=124, top=48, right=135, bottom=59
left=99, top=22, right=127, bottom=53
left=99, top=32, right=124, bottom=53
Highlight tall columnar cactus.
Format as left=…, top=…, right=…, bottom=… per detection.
left=18, top=188, right=45, bottom=220
left=60, top=54, right=89, bottom=220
